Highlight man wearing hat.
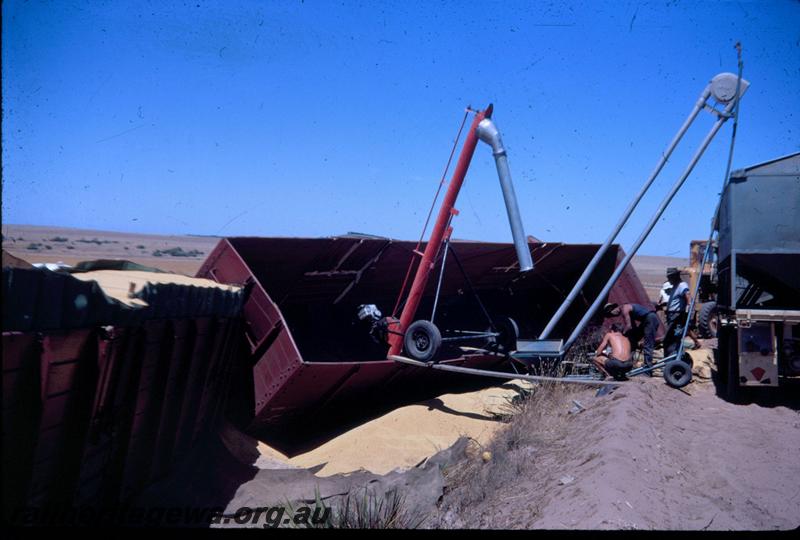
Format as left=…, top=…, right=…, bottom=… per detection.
left=659, top=267, right=692, bottom=357
left=603, top=301, right=660, bottom=371
left=657, top=279, right=702, bottom=350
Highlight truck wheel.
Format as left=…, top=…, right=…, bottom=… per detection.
left=664, top=360, right=692, bottom=388
left=698, top=301, right=719, bottom=338
left=404, top=320, right=442, bottom=362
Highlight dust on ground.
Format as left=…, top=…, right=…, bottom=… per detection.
left=434, top=375, right=800, bottom=530
left=240, top=342, right=799, bottom=530
left=133, top=340, right=798, bottom=530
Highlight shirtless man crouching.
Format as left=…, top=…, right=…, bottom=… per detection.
left=593, top=323, right=633, bottom=381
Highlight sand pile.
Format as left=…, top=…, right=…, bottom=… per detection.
left=256, top=380, right=533, bottom=476
left=436, top=376, right=800, bottom=530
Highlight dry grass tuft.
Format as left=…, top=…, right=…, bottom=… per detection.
left=437, top=380, right=580, bottom=521
left=434, top=332, right=600, bottom=528
left=329, top=487, right=424, bottom=529
left=282, top=486, right=423, bottom=529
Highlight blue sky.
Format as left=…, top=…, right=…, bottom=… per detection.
left=3, top=0, right=798, bottom=256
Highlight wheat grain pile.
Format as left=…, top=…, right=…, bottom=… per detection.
left=256, top=380, right=533, bottom=476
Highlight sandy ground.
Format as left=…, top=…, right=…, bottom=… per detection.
left=436, top=374, right=800, bottom=530
left=256, top=381, right=533, bottom=476
left=229, top=338, right=799, bottom=530
left=178, top=350, right=799, bottom=530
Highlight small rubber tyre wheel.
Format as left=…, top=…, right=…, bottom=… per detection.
left=404, top=320, right=442, bottom=362
left=664, top=360, right=692, bottom=388
left=680, top=351, right=694, bottom=368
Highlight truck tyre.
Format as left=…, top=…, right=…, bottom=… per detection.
left=698, top=301, right=719, bottom=338
left=664, top=359, right=692, bottom=388
left=404, top=320, right=442, bottom=362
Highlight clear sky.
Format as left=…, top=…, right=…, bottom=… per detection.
left=3, top=0, right=798, bottom=256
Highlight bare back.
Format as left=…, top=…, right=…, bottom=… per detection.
left=605, top=332, right=631, bottom=361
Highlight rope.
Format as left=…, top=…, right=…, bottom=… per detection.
left=417, top=109, right=470, bottom=246
left=430, top=237, right=451, bottom=324
left=675, top=43, right=744, bottom=362
left=391, top=108, right=471, bottom=318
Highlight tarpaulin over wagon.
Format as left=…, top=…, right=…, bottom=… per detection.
left=3, top=263, right=243, bottom=331
left=197, top=236, right=652, bottom=430
left=2, top=264, right=247, bottom=522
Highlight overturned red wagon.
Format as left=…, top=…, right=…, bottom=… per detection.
left=197, top=235, right=652, bottom=431
left=1, top=262, right=245, bottom=519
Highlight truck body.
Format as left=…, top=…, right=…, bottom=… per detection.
left=715, top=152, right=800, bottom=397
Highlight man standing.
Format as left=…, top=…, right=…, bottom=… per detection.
left=593, top=323, right=633, bottom=380
left=604, top=301, right=660, bottom=370
left=659, top=267, right=691, bottom=357
left=657, top=279, right=701, bottom=349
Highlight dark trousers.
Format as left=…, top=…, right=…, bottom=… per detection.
left=626, top=312, right=659, bottom=366
left=605, top=357, right=634, bottom=380
left=663, top=312, right=685, bottom=358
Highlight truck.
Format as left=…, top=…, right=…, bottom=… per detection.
left=683, top=239, right=719, bottom=338
left=714, top=152, right=800, bottom=401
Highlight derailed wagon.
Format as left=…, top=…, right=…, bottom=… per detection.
left=197, top=235, right=651, bottom=430
left=196, top=104, right=654, bottom=431
left=2, top=263, right=245, bottom=521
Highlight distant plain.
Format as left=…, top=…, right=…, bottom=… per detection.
left=2, top=224, right=686, bottom=301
